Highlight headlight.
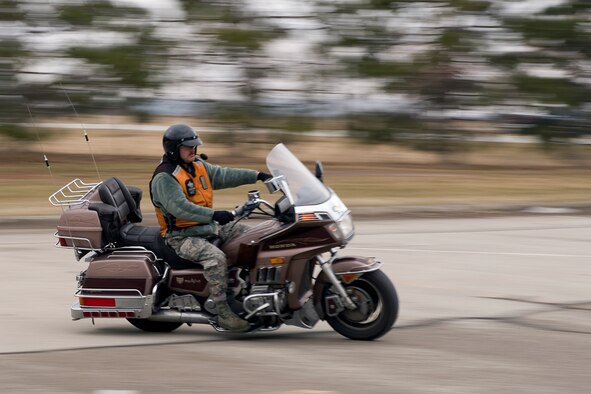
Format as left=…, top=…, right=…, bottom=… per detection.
left=337, top=212, right=355, bottom=241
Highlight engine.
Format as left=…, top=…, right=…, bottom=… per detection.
left=243, top=285, right=287, bottom=318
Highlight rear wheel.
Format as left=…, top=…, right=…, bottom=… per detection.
left=324, top=270, right=398, bottom=341
left=127, top=318, right=183, bottom=333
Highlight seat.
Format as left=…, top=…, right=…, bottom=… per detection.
left=119, top=223, right=198, bottom=269
left=89, top=177, right=197, bottom=268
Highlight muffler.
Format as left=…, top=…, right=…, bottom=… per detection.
left=148, top=310, right=213, bottom=324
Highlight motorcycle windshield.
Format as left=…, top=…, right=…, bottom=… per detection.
left=266, top=144, right=332, bottom=206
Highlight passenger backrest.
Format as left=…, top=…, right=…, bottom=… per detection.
left=98, top=177, right=136, bottom=222
left=88, top=177, right=139, bottom=245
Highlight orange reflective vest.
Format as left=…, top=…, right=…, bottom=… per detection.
left=154, top=161, right=213, bottom=237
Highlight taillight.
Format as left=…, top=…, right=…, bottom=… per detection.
left=58, top=238, right=67, bottom=247
left=80, top=297, right=116, bottom=307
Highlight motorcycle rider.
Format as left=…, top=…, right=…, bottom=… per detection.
left=150, top=124, right=272, bottom=332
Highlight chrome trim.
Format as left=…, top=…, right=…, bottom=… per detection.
left=314, top=255, right=356, bottom=310
left=75, top=287, right=144, bottom=297
left=243, top=291, right=284, bottom=317
left=336, top=259, right=383, bottom=276
left=148, top=310, right=211, bottom=324
left=108, top=247, right=158, bottom=262
left=71, top=294, right=153, bottom=320
left=152, top=265, right=170, bottom=297
left=74, top=288, right=150, bottom=313
left=54, top=231, right=100, bottom=251
left=244, top=302, right=271, bottom=320
left=49, top=178, right=101, bottom=207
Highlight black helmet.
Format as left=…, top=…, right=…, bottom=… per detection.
left=162, top=124, right=203, bottom=162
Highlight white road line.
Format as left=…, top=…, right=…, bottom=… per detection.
left=347, top=247, right=591, bottom=258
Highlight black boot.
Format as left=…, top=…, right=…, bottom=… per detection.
left=215, top=302, right=249, bottom=332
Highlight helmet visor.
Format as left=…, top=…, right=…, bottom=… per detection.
left=179, top=135, right=203, bottom=147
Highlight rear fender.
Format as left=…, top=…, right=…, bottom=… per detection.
left=313, top=256, right=382, bottom=316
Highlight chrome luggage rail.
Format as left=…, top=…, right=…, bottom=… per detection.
left=53, top=231, right=98, bottom=250
left=49, top=178, right=101, bottom=207
left=72, top=288, right=153, bottom=320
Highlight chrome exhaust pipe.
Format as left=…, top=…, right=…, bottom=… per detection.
left=148, top=310, right=213, bottom=324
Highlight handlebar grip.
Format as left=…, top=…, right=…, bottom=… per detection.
left=233, top=200, right=260, bottom=218
left=232, top=206, right=244, bottom=217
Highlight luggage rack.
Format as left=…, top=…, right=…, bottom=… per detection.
left=49, top=178, right=101, bottom=207
left=50, top=178, right=103, bottom=252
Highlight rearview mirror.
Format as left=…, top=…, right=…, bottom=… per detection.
left=265, top=176, right=281, bottom=194
left=315, top=160, right=324, bottom=183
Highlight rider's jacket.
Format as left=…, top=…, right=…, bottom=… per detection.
left=152, top=159, right=212, bottom=236
left=150, top=155, right=258, bottom=238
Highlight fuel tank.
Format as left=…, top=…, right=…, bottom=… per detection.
left=222, top=220, right=288, bottom=267
left=222, top=218, right=342, bottom=268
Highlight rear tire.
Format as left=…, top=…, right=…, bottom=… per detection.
left=127, top=318, right=183, bottom=333
left=324, top=270, right=398, bottom=341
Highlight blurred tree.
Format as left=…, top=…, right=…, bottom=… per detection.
left=54, top=1, right=166, bottom=117
left=58, top=0, right=147, bottom=26
left=0, top=0, right=23, bottom=20
left=496, top=1, right=591, bottom=144
left=1, top=0, right=589, bottom=151
left=1, top=0, right=169, bottom=135
left=0, top=1, right=32, bottom=139
left=0, top=38, right=33, bottom=139
left=316, top=0, right=488, bottom=155
left=179, top=0, right=287, bottom=132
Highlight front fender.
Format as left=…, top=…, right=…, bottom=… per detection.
left=313, top=256, right=382, bottom=317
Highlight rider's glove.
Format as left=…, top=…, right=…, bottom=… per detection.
left=257, top=172, right=273, bottom=182
left=212, top=210, right=235, bottom=225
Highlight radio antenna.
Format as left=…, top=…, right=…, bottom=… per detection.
left=27, top=104, right=57, bottom=183
left=27, top=104, right=68, bottom=223
left=60, top=83, right=102, bottom=181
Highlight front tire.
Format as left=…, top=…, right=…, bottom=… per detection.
left=324, top=270, right=398, bottom=340
left=127, top=318, right=183, bottom=333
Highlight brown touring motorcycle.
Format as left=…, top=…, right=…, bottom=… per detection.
left=51, top=143, right=398, bottom=340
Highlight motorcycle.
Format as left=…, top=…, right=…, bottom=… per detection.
left=50, top=143, right=398, bottom=340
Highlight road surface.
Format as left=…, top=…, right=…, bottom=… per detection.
left=0, top=216, right=590, bottom=393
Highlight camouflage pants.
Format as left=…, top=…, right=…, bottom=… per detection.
left=165, top=222, right=249, bottom=301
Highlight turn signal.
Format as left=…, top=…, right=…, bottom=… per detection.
left=269, top=257, right=285, bottom=265
left=298, top=213, right=318, bottom=221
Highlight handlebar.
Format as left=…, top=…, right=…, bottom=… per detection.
left=232, top=200, right=259, bottom=218
left=232, top=191, right=274, bottom=218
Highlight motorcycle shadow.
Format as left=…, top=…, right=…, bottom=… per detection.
left=79, top=324, right=358, bottom=345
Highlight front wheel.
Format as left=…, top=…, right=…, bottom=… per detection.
left=127, top=318, right=183, bottom=333
left=324, top=270, right=398, bottom=341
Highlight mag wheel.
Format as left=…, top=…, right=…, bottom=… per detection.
left=127, top=318, right=183, bottom=333
left=325, top=270, right=398, bottom=341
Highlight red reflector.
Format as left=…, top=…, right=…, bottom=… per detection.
left=80, top=297, right=116, bottom=307
left=58, top=238, right=67, bottom=247
left=82, top=310, right=135, bottom=319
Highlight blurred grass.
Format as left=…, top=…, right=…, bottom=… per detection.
left=2, top=125, right=591, bottom=218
